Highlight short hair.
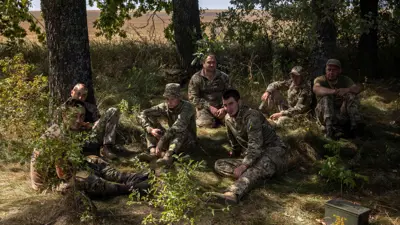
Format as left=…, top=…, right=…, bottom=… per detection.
left=72, top=83, right=87, bottom=93
left=200, top=52, right=217, bottom=64
left=222, top=89, right=241, bottom=102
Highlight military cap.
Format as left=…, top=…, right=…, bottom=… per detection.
left=326, top=59, right=341, bottom=68
left=289, top=66, right=305, bottom=76
left=163, top=83, right=181, bottom=98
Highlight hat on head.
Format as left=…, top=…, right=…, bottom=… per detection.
left=163, top=83, right=181, bottom=98
left=326, top=59, right=341, bottom=68
left=289, top=66, right=305, bottom=76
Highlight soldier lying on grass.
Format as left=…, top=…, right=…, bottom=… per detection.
left=31, top=98, right=149, bottom=197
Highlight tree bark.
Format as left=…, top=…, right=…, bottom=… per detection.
left=172, top=0, right=202, bottom=78
left=41, top=0, right=95, bottom=106
left=358, top=0, right=378, bottom=78
left=310, top=0, right=338, bottom=78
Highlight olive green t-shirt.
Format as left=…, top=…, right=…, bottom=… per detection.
left=313, top=75, right=355, bottom=106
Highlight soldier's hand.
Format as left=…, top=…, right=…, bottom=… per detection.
left=234, top=164, right=248, bottom=179
left=216, top=108, right=226, bottom=119
left=261, top=91, right=270, bottom=101
left=270, top=112, right=283, bottom=120
left=209, top=105, right=219, bottom=116
left=336, top=88, right=350, bottom=97
left=151, top=128, right=163, bottom=139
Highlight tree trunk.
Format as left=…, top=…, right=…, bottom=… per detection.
left=41, top=0, right=95, bottom=106
left=358, top=0, right=378, bottom=79
left=172, top=0, right=202, bottom=79
left=310, top=0, right=338, bottom=78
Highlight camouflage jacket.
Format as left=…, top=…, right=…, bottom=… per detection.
left=54, top=98, right=100, bottom=125
left=188, top=69, right=231, bottom=110
left=225, top=105, right=286, bottom=169
left=138, top=100, right=196, bottom=143
left=266, top=79, right=312, bottom=116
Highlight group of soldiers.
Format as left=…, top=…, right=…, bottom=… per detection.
left=30, top=53, right=364, bottom=205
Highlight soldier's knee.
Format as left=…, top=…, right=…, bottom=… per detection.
left=105, top=107, right=120, bottom=117
left=196, top=118, right=214, bottom=127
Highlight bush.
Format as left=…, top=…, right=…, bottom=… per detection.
left=0, top=54, right=49, bottom=162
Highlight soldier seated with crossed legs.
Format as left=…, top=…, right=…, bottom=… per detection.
left=31, top=98, right=149, bottom=197
left=138, top=83, right=197, bottom=166
left=260, top=66, right=312, bottom=126
left=209, top=89, right=288, bottom=204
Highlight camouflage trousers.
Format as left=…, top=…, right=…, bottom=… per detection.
left=30, top=154, right=148, bottom=196
left=196, top=108, right=223, bottom=128
left=145, top=119, right=196, bottom=156
left=214, top=155, right=276, bottom=200
left=261, top=90, right=289, bottom=114
left=90, top=107, right=120, bottom=145
left=74, top=155, right=148, bottom=197
left=145, top=130, right=195, bottom=156
left=315, top=94, right=361, bottom=127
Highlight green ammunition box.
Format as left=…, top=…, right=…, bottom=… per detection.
left=324, top=199, right=371, bottom=225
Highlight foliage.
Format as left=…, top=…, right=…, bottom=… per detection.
left=88, top=0, right=172, bottom=39
left=0, top=0, right=45, bottom=45
left=319, top=141, right=368, bottom=194
left=0, top=53, right=48, bottom=161
left=128, top=155, right=214, bottom=225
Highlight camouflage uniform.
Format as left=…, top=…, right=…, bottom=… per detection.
left=214, top=105, right=287, bottom=200
left=55, top=98, right=120, bottom=153
left=138, top=84, right=197, bottom=157
left=262, top=66, right=312, bottom=124
left=188, top=69, right=231, bottom=127
left=314, top=75, right=361, bottom=128
left=30, top=124, right=148, bottom=197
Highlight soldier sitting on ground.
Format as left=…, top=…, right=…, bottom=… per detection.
left=31, top=98, right=149, bottom=197
left=313, top=59, right=364, bottom=139
left=209, top=89, right=288, bottom=204
left=260, top=66, right=313, bottom=125
left=188, top=53, right=232, bottom=128
left=137, top=83, right=197, bottom=166
left=56, top=83, right=121, bottom=159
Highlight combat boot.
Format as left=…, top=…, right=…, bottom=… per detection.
left=137, top=148, right=157, bottom=162
left=101, top=144, right=117, bottom=160
left=156, top=153, right=174, bottom=166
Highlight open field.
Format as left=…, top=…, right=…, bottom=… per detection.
left=23, top=10, right=224, bottom=42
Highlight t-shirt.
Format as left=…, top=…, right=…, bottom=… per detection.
left=314, top=75, right=355, bottom=106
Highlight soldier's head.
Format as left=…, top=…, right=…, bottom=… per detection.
left=222, top=89, right=241, bottom=117
left=62, top=98, right=86, bottom=131
left=290, top=66, right=305, bottom=86
left=201, top=53, right=217, bottom=73
left=325, top=59, right=342, bottom=82
left=163, top=83, right=181, bottom=109
left=71, top=83, right=88, bottom=101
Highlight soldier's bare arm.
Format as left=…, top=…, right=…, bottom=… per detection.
left=313, top=83, right=337, bottom=96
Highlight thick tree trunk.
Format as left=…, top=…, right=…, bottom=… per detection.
left=310, top=0, right=337, bottom=78
left=358, top=0, right=378, bottom=78
left=172, top=0, right=202, bottom=78
left=41, top=0, right=95, bottom=106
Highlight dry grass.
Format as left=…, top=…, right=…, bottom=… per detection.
left=21, top=10, right=224, bottom=42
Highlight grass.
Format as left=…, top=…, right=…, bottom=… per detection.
left=1, top=40, right=400, bottom=224
left=3, top=82, right=400, bottom=225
